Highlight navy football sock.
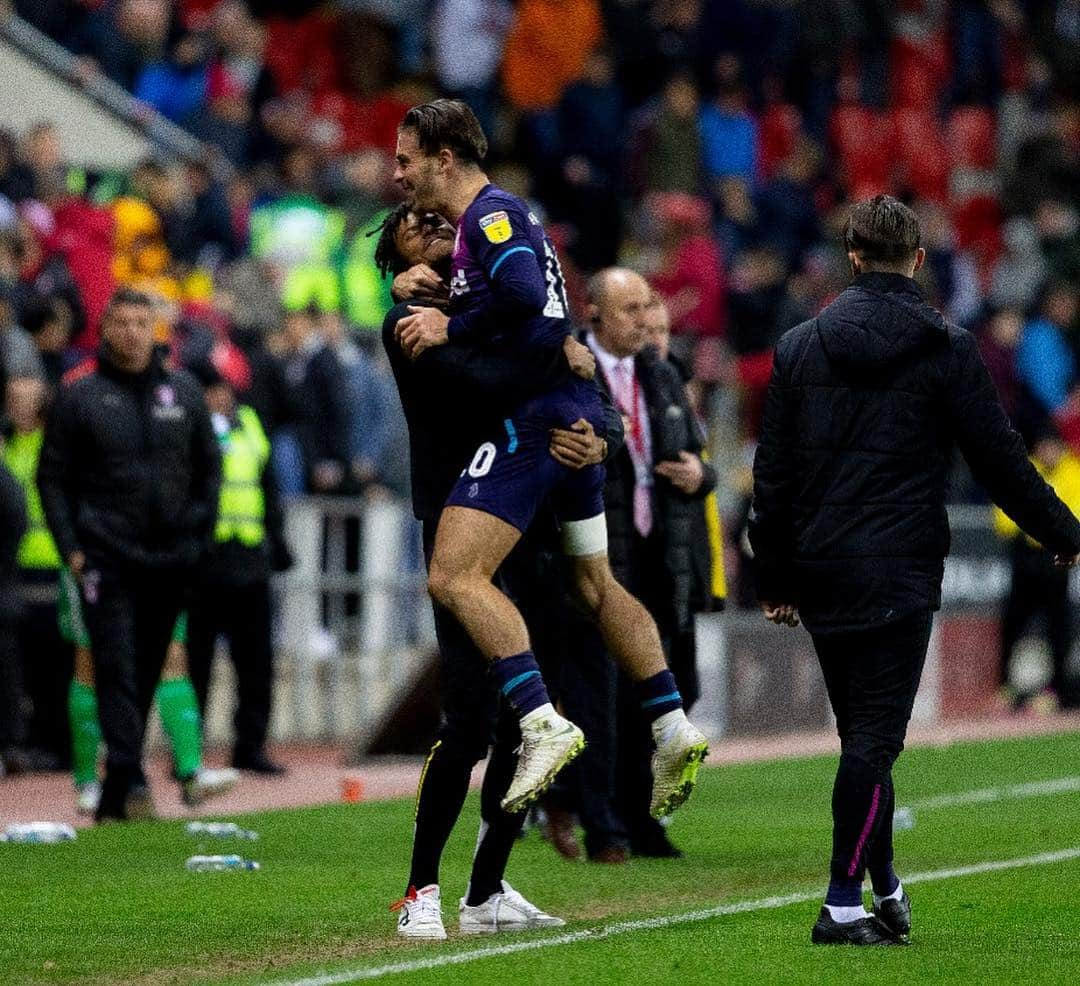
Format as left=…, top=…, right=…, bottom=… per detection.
left=490, top=651, right=550, bottom=718
left=870, top=861, right=899, bottom=898
left=635, top=669, right=683, bottom=723
left=825, top=878, right=865, bottom=908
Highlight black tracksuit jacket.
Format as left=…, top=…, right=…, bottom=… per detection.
left=37, top=345, right=221, bottom=571
left=750, top=272, right=1080, bottom=634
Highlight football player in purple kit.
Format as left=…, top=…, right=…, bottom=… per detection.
left=391, top=99, right=708, bottom=819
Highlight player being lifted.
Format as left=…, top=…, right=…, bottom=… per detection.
left=392, top=100, right=708, bottom=817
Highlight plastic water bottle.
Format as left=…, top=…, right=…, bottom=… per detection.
left=893, top=807, right=916, bottom=832
left=185, top=854, right=260, bottom=872
left=185, top=821, right=259, bottom=840
left=1, top=822, right=77, bottom=844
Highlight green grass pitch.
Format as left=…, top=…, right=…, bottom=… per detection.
left=3, top=731, right=1079, bottom=985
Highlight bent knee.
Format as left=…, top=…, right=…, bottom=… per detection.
left=427, top=558, right=479, bottom=611
left=427, top=562, right=456, bottom=608
left=573, top=559, right=615, bottom=614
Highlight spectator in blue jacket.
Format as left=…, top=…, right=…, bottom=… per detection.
left=1017, top=284, right=1078, bottom=413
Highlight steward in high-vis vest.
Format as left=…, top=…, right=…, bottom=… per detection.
left=184, top=356, right=293, bottom=776
left=3, top=376, right=71, bottom=768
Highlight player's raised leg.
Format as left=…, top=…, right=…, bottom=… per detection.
left=568, top=539, right=708, bottom=817
left=427, top=507, right=584, bottom=814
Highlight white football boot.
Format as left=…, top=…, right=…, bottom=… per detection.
left=393, top=884, right=447, bottom=940
left=459, top=881, right=566, bottom=934
left=181, top=766, right=240, bottom=807
left=650, top=711, right=709, bottom=817
left=75, top=780, right=102, bottom=816
left=501, top=709, right=585, bottom=814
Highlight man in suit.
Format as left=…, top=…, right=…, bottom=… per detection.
left=549, top=267, right=717, bottom=861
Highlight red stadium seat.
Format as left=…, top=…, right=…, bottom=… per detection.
left=265, top=12, right=340, bottom=95
left=830, top=105, right=894, bottom=195
left=948, top=107, right=997, bottom=170
left=890, top=33, right=951, bottom=109
left=757, top=103, right=803, bottom=180
left=891, top=109, right=949, bottom=201
left=311, top=90, right=411, bottom=155
left=951, top=194, right=1004, bottom=276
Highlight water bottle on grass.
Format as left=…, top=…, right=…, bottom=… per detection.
left=185, top=854, right=260, bottom=872
left=185, top=821, right=259, bottom=840
left=1, top=823, right=77, bottom=843
left=893, top=807, right=916, bottom=832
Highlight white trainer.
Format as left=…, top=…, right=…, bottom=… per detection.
left=501, top=711, right=585, bottom=814
left=393, top=884, right=447, bottom=940
left=182, top=767, right=240, bottom=807
left=459, top=881, right=566, bottom=934
left=75, top=780, right=102, bottom=816
left=650, top=712, right=708, bottom=818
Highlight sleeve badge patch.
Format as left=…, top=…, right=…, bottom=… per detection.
left=479, top=210, right=513, bottom=244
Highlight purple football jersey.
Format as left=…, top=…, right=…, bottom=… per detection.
left=448, top=184, right=570, bottom=351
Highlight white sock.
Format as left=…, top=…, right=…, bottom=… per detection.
left=520, top=703, right=556, bottom=729
left=825, top=904, right=870, bottom=924
left=651, top=708, right=687, bottom=744
left=873, top=880, right=904, bottom=907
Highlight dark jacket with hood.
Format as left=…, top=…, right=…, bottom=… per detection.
left=749, top=272, right=1080, bottom=634
left=37, top=344, right=221, bottom=571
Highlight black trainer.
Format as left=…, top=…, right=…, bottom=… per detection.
left=630, top=832, right=684, bottom=859
left=811, top=907, right=896, bottom=945
left=233, top=751, right=287, bottom=776
left=873, top=892, right=912, bottom=943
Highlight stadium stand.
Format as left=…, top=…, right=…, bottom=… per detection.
left=0, top=1, right=1078, bottom=767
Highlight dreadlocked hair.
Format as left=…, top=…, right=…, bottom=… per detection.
left=370, top=202, right=413, bottom=279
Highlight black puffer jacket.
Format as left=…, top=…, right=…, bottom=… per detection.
left=750, top=272, right=1080, bottom=633
left=38, top=345, right=221, bottom=570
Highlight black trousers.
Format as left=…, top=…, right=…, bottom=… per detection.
left=999, top=550, right=1073, bottom=705
left=553, top=616, right=626, bottom=855
left=555, top=532, right=677, bottom=853
left=186, top=578, right=275, bottom=760
left=812, top=610, right=933, bottom=886
left=80, top=559, right=187, bottom=819
left=0, top=610, right=25, bottom=750
left=18, top=577, right=73, bottom=765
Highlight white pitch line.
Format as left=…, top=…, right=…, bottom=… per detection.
left=905, top=776, right=1080, bottom=812
left=266, top=847, right=1080, bottom=986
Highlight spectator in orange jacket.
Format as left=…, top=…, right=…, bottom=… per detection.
left=501, top=0, right=602, bottom=111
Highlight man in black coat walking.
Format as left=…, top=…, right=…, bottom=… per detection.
left=38, top=288, right=221, bottom=821
left=750, top=196, right=1080, bottom=945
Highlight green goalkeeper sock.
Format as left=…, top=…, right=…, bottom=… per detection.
left=68, top=680, right=102, bottom=787
left=155, top=677, right=203, bottom=780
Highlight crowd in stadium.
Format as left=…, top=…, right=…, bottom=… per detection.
left=1, top=1, right=1077, bottom=498
left=2, top=1, right=1080, bottom=781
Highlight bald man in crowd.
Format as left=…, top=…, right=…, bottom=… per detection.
left=547, top=268, right=717, bottom=861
